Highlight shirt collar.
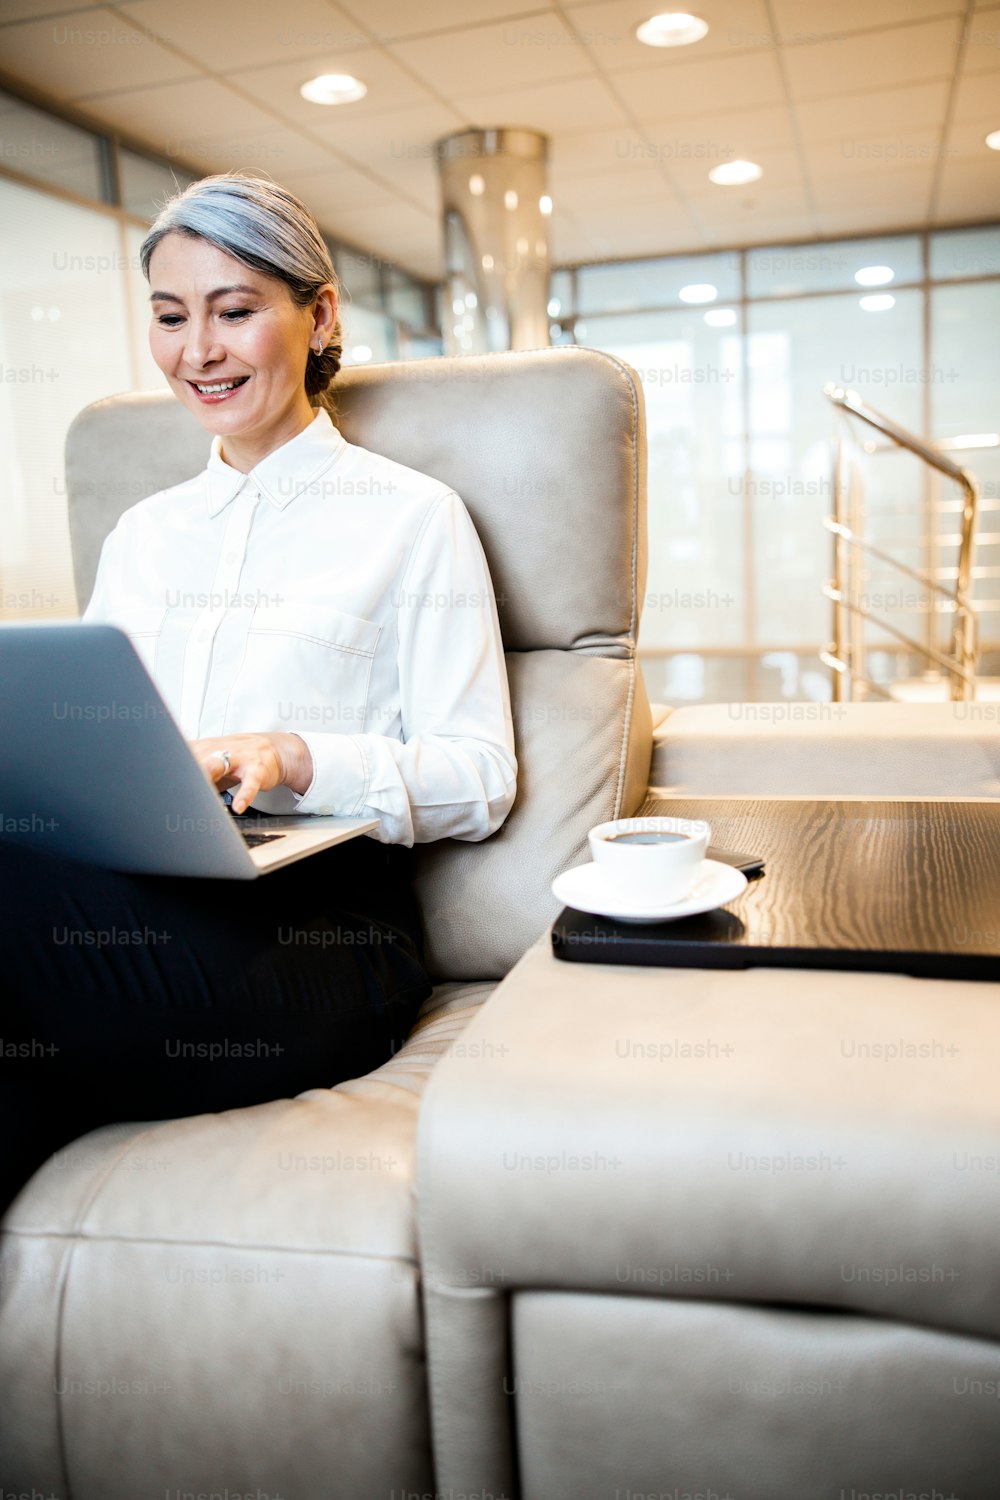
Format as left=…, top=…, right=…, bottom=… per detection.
left=206, top=407, right=347, bottom=518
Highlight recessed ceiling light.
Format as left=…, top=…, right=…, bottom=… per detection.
left=504, top=189, right=518, bottom=210
left=350, top=344, right=373, bottom=362
left=468, top=174, right=485, bottom=195
left=704, top=308, right=737, bottom=326
left=859, top=294, right=895, bottom=312
left=679, top=282, right=717, bottom=304
left=985, top=130, right=1000, bottom=151
left=636, top=12, right=709, bottom=47
left=539, top=194, right=553, bottom=215
left=299, top=74, right=367, bottom=105
left=708, top=159, right=763, bottom=186
left=547, top=298, right=561, bottom=317
left=855, top=265, right=894, bottom=287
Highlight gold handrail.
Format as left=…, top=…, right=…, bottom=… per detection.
left=823, top=384, right=981, bottom=702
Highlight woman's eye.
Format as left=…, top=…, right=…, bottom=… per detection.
left=221, top=308, right=252, bottom=321
left=156, top=314, right=183, bottom=327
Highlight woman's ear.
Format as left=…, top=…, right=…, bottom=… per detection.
left=312, top=284, right=338, bottom=348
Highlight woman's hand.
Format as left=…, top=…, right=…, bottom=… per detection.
left=190, top=732, right=313, bottom=814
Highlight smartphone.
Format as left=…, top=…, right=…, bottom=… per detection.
left=707, top=845, right=766, bottom=878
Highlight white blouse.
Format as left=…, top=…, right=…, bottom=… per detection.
left=83, top=408, right=517, bottom=846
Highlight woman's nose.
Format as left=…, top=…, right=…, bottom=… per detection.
left=184, top=320, right=225, bottom=369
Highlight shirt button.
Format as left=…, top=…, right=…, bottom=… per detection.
left=319, top=805, right=332, bottom=815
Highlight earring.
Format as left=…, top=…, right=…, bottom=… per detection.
left=313, top=340, right=324, bottom=354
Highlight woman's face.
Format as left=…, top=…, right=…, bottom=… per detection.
left=148, top=231, right=332, bottom=465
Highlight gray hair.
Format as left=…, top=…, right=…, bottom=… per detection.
left=140, top=173, right=343, bottom=400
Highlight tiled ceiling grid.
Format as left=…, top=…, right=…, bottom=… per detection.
left=1, top=0, right=998, bottom=277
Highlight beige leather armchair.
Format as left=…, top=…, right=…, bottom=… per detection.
left=0, top=346, right=653, bottom=1496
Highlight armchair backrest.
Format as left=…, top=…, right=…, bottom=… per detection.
left=66, top=347, right=652, bottom=980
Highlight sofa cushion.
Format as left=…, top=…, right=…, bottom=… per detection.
left=416, top=650, right=652, bottom=980
left=0, top=983, right=494, bottom=1497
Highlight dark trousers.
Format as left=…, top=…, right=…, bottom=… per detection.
left=0, top=835, right=432, bottom=1216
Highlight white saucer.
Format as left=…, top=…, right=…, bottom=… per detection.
left=551, top=857, right=748, bottom=923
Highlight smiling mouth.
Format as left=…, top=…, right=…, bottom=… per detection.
left=188, top=376, right=250, bottom=401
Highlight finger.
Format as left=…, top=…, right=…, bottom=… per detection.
left=203, top=758, right=237, bottom=789
left=230, top=767, right=263, bottom=815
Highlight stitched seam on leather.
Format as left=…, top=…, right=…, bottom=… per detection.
left=615, top=657, right=638, bottom=822
left=49, top=1252, right=73, bottom=1499
left=9, top=1230, right=420, bottom=1261
left=51, top=1122, right=169, bottom=1500
left=594, top=352, right=641, bottom=820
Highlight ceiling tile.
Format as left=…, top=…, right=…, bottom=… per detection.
left=356, top=149, right=440, bottom=205
left=943, top=116, right=1000, bottom=160
left=457, top=74, right=629, bottom=133
left=323, top=199, right=439, bottom=271
left=933, top=159, right=1000, bottom=219
left=770, top=0, right=963, bottom=34
left=552, top=163, right=683, bottom=208
left=812, top=163, right=935, bottom=211
left=608, top=49, right=785, bottom=119
left=338, top=0, right=554, bottom=41
left=558, top=0, right=776, bottom=70
left=813, top=203, right=930, bottom=236
left=303, top=100, right=468, bottom=171
left=259, top=160, right=401, bottom=214
left=116, top=0, right=371, bottom=73
left=0, top=0, right=114, bottom=22
left=1, top=6, right=199, bottom=99
left=691, top=183, right=815, bottom=224
left=159, top=126, right=339, bottom=179
left=551, top=125, right=646, bottom=177
left=793, top=79, right=951, bottom=137
left=783, top=17, right=963, bottom=98
left=804, top=126, right=945, bottom=175
left=389, top=15, right=594, bottom=95
left=631, top=105, right=795, bottom=159
left=961, top=7, right=1000, bottom=73
left=229, top=46, right=437, bottom=126
left=669, top=145, right=806, bottom=195
left=568, top=224, right=713, bottom=262
left=951, top=68, right=1000, bottom=122
left=69, top=76, right=282, bottom=145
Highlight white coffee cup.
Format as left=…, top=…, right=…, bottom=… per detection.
left=588, top=816, right=710, bottom=904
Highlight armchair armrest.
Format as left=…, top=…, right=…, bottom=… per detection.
left=417, top=938, right=1000, bottom=1495
left=649, top=701, right=1000, bottom=797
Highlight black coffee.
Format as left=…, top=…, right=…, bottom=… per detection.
left=604, top=831, right=690, bottom=845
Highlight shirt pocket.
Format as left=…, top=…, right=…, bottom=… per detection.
left=225, top=603, right=382, bottom=735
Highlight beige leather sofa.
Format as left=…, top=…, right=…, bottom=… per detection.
left=0, top=346, right=653, bottom=1496
left=3, top=347, right=998, bottom=1498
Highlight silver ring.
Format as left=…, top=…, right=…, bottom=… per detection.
left=214, top=749, right=232, bottom=775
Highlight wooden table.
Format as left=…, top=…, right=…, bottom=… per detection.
left=552, top=797, right=1000, bottom=981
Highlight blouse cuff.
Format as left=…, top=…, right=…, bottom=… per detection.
left=291, top=731, right=370, bottom=817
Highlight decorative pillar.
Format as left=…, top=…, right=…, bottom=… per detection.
left=435, top=128, right=551, bottom=355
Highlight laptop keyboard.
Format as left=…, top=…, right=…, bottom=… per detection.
left=239, top=829, right=286, bottom=849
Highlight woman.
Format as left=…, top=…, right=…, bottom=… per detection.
left=0, top=173, right=516, bottom=1214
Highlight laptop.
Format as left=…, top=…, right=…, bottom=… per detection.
left=0, top=623, right=378, bottom=878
